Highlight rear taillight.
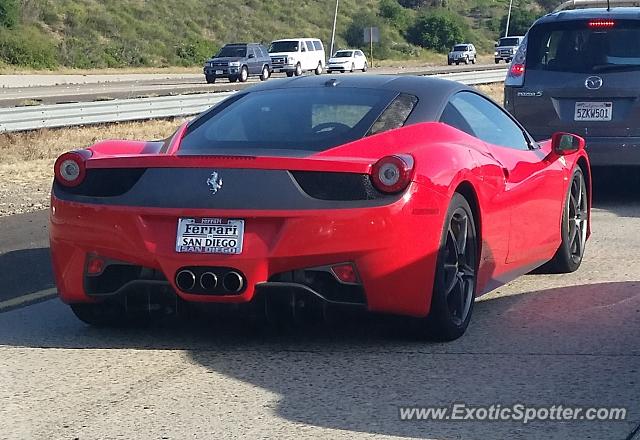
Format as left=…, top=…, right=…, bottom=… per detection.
left=54, top=151, right=90, bottom=187
left=510, top=63, right=525, bottom=76
left=505, top=34, right=528, bottom=88
left=370, top=154, right=414, bottom=194
left=589, top=19, right=615, bottom=29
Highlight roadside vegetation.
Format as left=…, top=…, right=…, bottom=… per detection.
left=0, top=0, right=555, bottom=71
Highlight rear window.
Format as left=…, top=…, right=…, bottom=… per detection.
left=527, top=20, right=640, bottom=73
left=180, top=88, right=409, bottom=154
left=313, top=40, right=323, bottom=51
left=499, top=37, right=521, bottom=47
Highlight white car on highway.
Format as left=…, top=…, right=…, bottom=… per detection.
left=327, top=50, right=368, bottom=73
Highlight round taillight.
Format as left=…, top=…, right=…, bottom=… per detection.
left=54, top=151, right=87, bottom=187
left=510, top=63, right=525, bottom=77
left=370, top=155, right=414, bottom=194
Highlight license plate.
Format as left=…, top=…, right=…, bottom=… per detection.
left=176, top=218, right=244, bottom=254
left=575, top=102, right=612, bottom=121
left=215, top=70, right=223, bottom=75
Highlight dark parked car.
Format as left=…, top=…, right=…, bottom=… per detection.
left=203, top=43, right=271, bottom=84
left=505, top=5, right=640, bottom=166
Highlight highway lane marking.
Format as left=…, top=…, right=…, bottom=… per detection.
left=0, top=287, right=57, bottom=311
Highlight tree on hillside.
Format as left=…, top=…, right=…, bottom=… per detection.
left=501, top=8, right=539, bottom=36
left=407, top=10, right=466, bottom=52
left=379, top=0, right=411, bottom=31
left=0, top=0, right=19, bottom=28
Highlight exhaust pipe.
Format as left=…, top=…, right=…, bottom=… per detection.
left=223, top=271, right=244, bottom=293
left=175, top=270, right=196, bottom=291
left=200, top=272, right=218, bottom=291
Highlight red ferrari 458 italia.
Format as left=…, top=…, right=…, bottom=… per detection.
left=50, top=75, right=591, bottom=340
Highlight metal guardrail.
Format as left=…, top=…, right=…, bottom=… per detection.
left=0, top=69, right=507, bottom=133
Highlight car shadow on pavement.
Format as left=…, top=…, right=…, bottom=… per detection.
left=0, top=247, right=54, bottom=303
left=592, top=167, right=640, bottom=217
left=0, top=281, right=638, bottom=439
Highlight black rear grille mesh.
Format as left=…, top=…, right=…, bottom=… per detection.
left=290, top=171, right=383, bottom=201
left=57, top=168, right=146, bottom=197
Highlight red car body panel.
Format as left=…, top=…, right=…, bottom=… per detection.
left=49, top=121, right=591, bottom=318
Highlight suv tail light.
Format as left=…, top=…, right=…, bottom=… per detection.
left=54, top=150, right=90, bottom=187
left=505, top=34, right=528, bottom=88
left=370, top=154, right=414, bottom=194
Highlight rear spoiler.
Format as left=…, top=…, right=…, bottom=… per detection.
left=554, top=0, right=640, bottom=11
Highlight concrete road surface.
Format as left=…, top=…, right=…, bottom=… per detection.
left=1, top=174, right=639, bottom=440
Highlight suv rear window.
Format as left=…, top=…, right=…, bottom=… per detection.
left=180, top=88, right=408, bottom=154
left=527, top=20, right=640, bottom=73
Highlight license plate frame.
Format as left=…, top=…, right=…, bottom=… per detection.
left=175, top=218, right=244, bottom=254
left=215, top=70, right=223, bottom=75
left=574, top=102, right=613, bottom=121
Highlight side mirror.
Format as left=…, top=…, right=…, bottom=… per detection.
left=552, top=132, right=585, bottom=155
left=248, top=53, right=255, bottom=58
left=494, top=42, right=498, bottom=47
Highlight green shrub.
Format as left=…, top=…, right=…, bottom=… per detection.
left=407, top=10, right=467, bottom=53
left=500, top=8, right=539, bottom=37
left=175, top=38, right=217, bottom=66
left=0, top=0, right=18, bottom=28
left=0, top=27, right=58, bottom=68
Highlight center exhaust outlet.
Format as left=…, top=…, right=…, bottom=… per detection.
left=223, top=271, right=244, bottom=293
left=175, top=269, right=196, bottom=291
left=200, top=272, right=218, bottom=291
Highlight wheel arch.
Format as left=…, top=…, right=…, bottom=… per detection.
left=576, top=155, right=592, bottom=237
left=453, top=180, right=482, bottom=256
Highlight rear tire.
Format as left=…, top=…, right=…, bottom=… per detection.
left=327, top=69, right=333, bottom=73
left=205, top=76, right=215, bottom=84
left=229, top=76, right=238, bottom=83
left=471, top=57, right=476, bottom=64
left=314, top=62, right=323, bottom=75
left=455, top=61, right=460, bottom=65
left=70, top=303, right=128, bottom=327
left=362, top=62, right=368, bottom=72
left=464, top=56, right=469, bottom=65
left=350, top=62, right=355, bottom=72
left=286, top=71, right=294, bottom=77
left=537, top=167, right=588, bottom=274
left=495, top=59, right=500, bottom=64
left=294, top=63, right=302, bottom=76
left=426, top=193, right=478, bottom=341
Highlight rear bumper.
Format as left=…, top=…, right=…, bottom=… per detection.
left=582, top=137, right=640, bottom=166
left=49, top=183, right=447, bottom=317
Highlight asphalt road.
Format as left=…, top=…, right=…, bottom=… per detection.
left=1, top=172, right=639, bottom=440
left=0, top=64, right=503, bottom=107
